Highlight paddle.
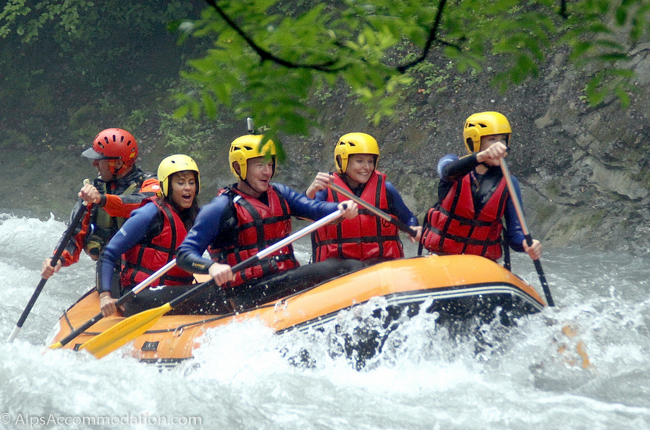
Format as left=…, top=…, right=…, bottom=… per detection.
left=500, top=159, right=555, bottom=307
left=76, top=207, right=348, bottom=359
left=49, top=259, right=178, bottom=349
left=7, top=181, right=91, bottom=343
left=328, top=182, right=417, bottom=237
left=501, top=161, right=588, bottom=365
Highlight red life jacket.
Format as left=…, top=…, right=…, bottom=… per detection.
left=121, top=198, right=195, bottom=288
left=208, top=186, right=298, bottom=287
left=422, top=173, right=509, bottom=260
left=311, top=171, right=403, bottom=262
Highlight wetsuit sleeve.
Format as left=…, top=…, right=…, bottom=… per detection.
left=313, top=189, right=328, bottom=201
left=176, top=195, right=234, bottom=275
left=439, top=153, right=479, bottom=181
left=56, top=199, right=91, bottom=267
left=503, top=175, right=526, bottom=252
left=385, top=182, right=419, bottom=227
left=275, top=184, right=340, bottom=220
left=100, top=177, right=159, bottom=218
left=96, top=203, right=160, bottom=294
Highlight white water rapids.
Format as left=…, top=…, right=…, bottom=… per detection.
left=0, top=213, right=649, bottom=429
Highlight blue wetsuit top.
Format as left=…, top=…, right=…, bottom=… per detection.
left=97, top=202, right=162, bottom=294
left=176, top=183, right=343, bottom=275
left=437, top=153, right=527, bottom=252
left=312, top=180, right=419, bottom=227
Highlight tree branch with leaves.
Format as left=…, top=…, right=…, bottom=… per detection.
left=2, top=0, right=646, bottom=153
left=172, top=0, right=644, bottom=152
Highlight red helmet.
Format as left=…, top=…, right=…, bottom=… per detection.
left=82, top=128, right=138, bottom=174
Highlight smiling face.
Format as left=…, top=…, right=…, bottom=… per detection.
left=237, top=156, right=274, bottom=197
left=344, top=153, right=375, bottom=188
left=169, top=171, right=197, bottom=209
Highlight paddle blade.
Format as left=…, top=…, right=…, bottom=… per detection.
left=79, top=303, right=172, bottom=359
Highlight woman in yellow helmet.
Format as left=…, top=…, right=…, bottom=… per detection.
left=306, top=132, right=419, bottom=263
left=97, top=154, right=207, bottom=317
left=420, top=112, right=542, bottom=261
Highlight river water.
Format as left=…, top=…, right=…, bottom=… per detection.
left=0, top=213, right=648, bottom=429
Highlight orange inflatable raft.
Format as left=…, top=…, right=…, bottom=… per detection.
left=47, top=255, right=546, bottom=367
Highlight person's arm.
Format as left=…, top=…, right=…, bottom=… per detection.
left=439, top=153, right=479, bottom=181
left=503, top=175, right=542, bottom=259
left=312, top=189, right=328, bottom=201
left=305, top=172, right=334, bottom=199
left=60, top=200, right=89, bottom=264
left=176, top=195, right=233, bottom=275
left=41, top=199, right=90, bottom=277
left=385, top=182, right=419, bottom=227
left=503, top=175, right=526, bottom=252
left=275, top=184, right=350, bottom=220
left=96, top=203, right=159, bottom=294
left=101, top=177, right=159, bottom=218
left=96, top=203, right=159, bottom=316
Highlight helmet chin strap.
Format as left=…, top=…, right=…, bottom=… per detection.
left=242, top=178, right=259, bottom=194
left=109, top=161, right=123, bottom=176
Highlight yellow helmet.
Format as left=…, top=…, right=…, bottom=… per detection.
left=229, top=135, right=277, bottom=180
left=334, top=132, right=380, bottom=173
left=463, top=112, right=512, bottom=153
left=157, top=154, right=200, bottom=197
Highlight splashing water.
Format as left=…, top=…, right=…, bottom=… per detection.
left=1, top=214, right=649, bottom=429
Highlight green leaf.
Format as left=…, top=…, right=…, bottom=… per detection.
left=173, top=104, right=190, bottom=119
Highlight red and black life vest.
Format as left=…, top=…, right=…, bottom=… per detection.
left=208, top=186, right=299, bottom=287
left=311, top=171, right=403, bottom=262
left=121, top=198, right=194, bottom=288
left=422, top=173, right=509, bottom=260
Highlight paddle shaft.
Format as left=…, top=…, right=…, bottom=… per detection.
left=50, top=259, right=178, bottom=349
left=500, top=159, right=555, bottom=307
left=328, top=182, right=417, bottom=237
left=7, top=194, right=89, bottom=343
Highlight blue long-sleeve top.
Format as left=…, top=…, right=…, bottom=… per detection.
left=437, top=153, right=527, bottom=252
left=312, top=179, right=419, bottom=227
left=97, top=203, right=162, bottom=294
left=176, top=183, right=343, bottom=274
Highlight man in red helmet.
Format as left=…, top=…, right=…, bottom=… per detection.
left=41, top=128, right=159, bottom=283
